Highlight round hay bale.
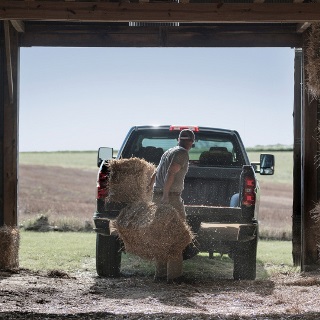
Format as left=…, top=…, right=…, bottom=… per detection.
left=306, top=23, right=320, bottom=98
left=107, top=158, right=155, bottom=204
left=0, top=226, right=20, bottom=270
left=115, top=202, right=193, bottom=261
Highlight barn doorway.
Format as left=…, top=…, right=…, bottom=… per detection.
left=18, top=47, right=295, bottom=271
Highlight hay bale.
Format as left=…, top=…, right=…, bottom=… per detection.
left=115, top=202, right=193, bottom=261
left=107, top=158, right=156, bottom=204
left=24, top=214, right=51, bottom=232
left=0, top=226, right=20, bottom=270
left=306, top=23, right=320, bottom=98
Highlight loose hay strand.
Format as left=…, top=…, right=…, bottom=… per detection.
left=0, top=225, right=20, bottom=270
left=306, top=23, right=320, bottom=99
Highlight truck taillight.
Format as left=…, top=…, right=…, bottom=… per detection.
left=97, top=171, right=108, bottom=199
left=241, top=166, right=256, bottom=207
left=169, top=125, right=199, bottom=132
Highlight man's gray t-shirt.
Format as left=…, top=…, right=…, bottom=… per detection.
left=154, top=146, right=189, bottom=193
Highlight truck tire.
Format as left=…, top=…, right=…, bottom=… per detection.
left=233, top=238, right=257, bottom=280
left=96, top=234, right=122, bottom=277
left=183, top=240, right=200, bottom=260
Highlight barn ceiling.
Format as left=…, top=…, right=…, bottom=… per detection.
left=1, top=0, right=320, bottom=47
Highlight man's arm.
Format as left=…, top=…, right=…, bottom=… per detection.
left=162, top=162, right=181, bottom=203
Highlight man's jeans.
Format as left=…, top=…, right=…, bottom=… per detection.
left=152, top=192, right=186, bottom=280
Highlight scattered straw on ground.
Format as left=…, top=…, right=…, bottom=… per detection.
left=1, top=268, right=320, bottom=319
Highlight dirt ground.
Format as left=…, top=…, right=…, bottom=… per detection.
left=1, top=268, right=320, bottom=319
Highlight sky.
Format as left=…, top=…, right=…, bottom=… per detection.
left=19, top=47, right=295, bottom=152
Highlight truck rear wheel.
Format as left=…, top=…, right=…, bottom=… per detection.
left=233, top=238, right=257, bottom=280
left=96, top=234, right=122, bottom=277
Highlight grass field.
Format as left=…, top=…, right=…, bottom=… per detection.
left=19, top=151, right=98, bottom=170
left=19, top=231, right=295, bottom=279
left=20, top=150, right=293, bottom=184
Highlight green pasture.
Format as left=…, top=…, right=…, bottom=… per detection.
left=19, top=231, right=296, bottom=279
left=20, top=149, right=293, bottom=184
left=247, top=150, right=293, bottom=185
left=19, top=151, right=98, bottom=170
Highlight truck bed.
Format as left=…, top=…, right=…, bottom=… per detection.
left=183, top=166, right=242, bottom=207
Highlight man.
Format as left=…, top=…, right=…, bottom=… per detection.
left=150, top=128, right=195, bottom=284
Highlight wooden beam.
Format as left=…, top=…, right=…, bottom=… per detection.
left=19, top=23, right=302, bottom=47
left=301, top=93, right=319, bottom=271
left=301, top=37, right=320, bottom=271
left=0, top=23, right=3, bottom=227
left=296, top=22, right=311, bottom=34
left=292, top=48, right=302, bottom=267
left=4, top=21, right=13, bottom=104
left=10, top=20, right=25, bottom=33
left=0, top=2, right=320, bottom=23
left=0, top=21, right=19, bottom=227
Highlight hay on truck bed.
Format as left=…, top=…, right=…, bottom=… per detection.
left=115, top=202, right=193, bottom=261
left=0, top=226, right=20, bottom=270
left=107, top=158, right=156, bottom=204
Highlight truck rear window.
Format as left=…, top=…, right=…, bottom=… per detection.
left=121, top=129, right=245, bottom=166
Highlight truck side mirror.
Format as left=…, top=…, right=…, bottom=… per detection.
left=97, top=147, right=113, bottom=167
left=260, top=154, right=275, bottom=175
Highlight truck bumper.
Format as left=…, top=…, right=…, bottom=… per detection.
left=195, top=222, right=258, bottom=254
left=185, top=205, right=258, bottom=253
left=197, top=222, right=258, bottom=242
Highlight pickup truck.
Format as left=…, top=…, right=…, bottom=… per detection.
left=93, top=125, right=274, bottom=280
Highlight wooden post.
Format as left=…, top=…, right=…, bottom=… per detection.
left=0, top=21, right=19, bottom=227
left=301, top=38, right=320, bottom=271
left=292, top=48, right=302, bottom=267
